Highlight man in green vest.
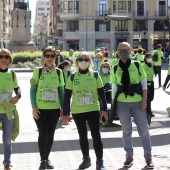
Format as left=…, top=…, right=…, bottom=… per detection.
left=151, top=44, right=163, bottom=88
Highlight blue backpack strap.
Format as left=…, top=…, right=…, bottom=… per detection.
left=70, top=72, right=76, bottom=81
left=93, top=71, right=98, bottom=79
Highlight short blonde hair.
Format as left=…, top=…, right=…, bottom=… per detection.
left=95, top=52, right=104, bottom=62
left=117, top=42, right=131, bottom=51
left=74, top=51, right=94, bottom=71
left=0, top=48, right=13, bottom=65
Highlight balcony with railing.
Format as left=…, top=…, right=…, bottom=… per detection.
left=133, top=10, right=149, bottom=17
left=95, top=9, right=111, bottom=17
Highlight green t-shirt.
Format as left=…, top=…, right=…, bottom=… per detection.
left=98, top=61, right=103, bottom=70
left=110, top=61, right=146, bottom=102
left=151, top=50, right=163, bottom=66
left=65, top=71, right=103, bottom=113
left=100, top=74, right=110, bottom=86
left=142, top=63, right=154, bottom=85
left=66, top=54, right=76, bottom=60
left=136, top=53, right=144, bottom=62
left=31, top=68, right=64, bottom=109
left=110, top=59, right=119, bottom=67
left=0, top=69, right=18, bottom=113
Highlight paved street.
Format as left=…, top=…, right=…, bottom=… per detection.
left=0, top=66, right=170, bottom=170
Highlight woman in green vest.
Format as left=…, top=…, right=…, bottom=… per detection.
left=30, top=46, right=65, bottom=170
left=62, top=51, right=108, bottom=170
left=110, top=42, right=154, bottom=169
left=0, top=48, right=21, bottom=170
left=143, top=53, right=158, bottom=118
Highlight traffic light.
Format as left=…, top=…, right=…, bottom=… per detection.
left=103, top=13, right=109, bottom=22
left=55, top=37, right=58, bottom=46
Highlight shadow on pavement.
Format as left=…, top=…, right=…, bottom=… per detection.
left=0, top=132, right=170, bottom=154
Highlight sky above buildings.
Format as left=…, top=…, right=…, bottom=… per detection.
left=29, top=0, right=37, bottom=32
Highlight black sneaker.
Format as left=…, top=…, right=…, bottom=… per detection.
left=146, top=158, right=154, bottom=169
left=96, top=159, right=106, bottom=170
left=39, top=160, right=47, bottom=170
left=124, top=157, right=133, bottom=167
left=46, top=160, right=54, bottom=169
left=79, top=156, right=91, bottom=169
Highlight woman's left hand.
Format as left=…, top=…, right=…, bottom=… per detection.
left=101, top=111, right=108, bottom=122
left=141, top=99, right=147, bottom=110
left=10, top=96, right=20, bottom=105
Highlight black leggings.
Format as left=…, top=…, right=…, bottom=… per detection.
left=156, top=66, right=162, bottom=86
left=72, top=111, right=103, bottom=160
left=34, top=109, right=60, bottom=160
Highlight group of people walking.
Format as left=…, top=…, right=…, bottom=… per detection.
left=0, top=41, right=168, bottom=170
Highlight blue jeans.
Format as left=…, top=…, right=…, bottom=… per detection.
left=117, top=101, right=152, bottom=159
left=0, top=113, right=14, bottom=164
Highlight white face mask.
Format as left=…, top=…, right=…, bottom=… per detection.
left=147, top=58, right=152, bottom=63
left=67, top=67, right=71, bottom=71
left=102, top=68, right=109, bottom=74
left=78, top=61, right=89, bottom=70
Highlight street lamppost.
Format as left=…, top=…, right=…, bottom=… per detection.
left=104, top=14, right=141, bottom=42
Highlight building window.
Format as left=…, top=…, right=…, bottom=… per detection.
left=154, top=21, right=163, bottom=31
left=113, top=1, right=116, bottom=13
left=74, top=1, right=79, bottom=13
left=67, top=21, right=79, bottom=32
left=128, top=1, right=131, bottom=13
left=159, top=1, right=166, bottom=16
left=137, top=1, right=144, bottom=16
left=95, top=20, right=110, bottom=31
left=60, top=2, right=63, bottom=13
left=115, top=20, right=128, bottom=31
left=68, top=1, right=73, bottom=13
left=99, top=24, right=106, bottom=31
left=38, top=8, right=45, bottom=11
left=64, top=1, right=68, bottom=13
left=118, top=1, right=127, bottom=13
left=133, top=20, right=148, bottom=31
left=99, top=4, right=106, bottom=16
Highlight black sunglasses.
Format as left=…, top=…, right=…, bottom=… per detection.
left=78, top=58, right=89, bottom=62
left=0, top=55, right=10, bottom=59
left=44, top=54, right=55, bottom=58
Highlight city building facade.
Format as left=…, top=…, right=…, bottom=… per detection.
left=34, top=0, right=51, bottom=50
left=33, top=0, right=170, bottom=52
left=0, top=0, right=14, bottom=48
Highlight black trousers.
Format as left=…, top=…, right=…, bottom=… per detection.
left=155, top=66, right=162, bottom=86
left=72, top=111, right=103, bottom=159
left=34, top=109, right=60, bottom=160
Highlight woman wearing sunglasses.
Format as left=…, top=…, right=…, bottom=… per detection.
left=30, top=46, right=64, bottom=170
left=62, top=51, right=108, bottom=170
left=0, top=48, right=21, bottom=170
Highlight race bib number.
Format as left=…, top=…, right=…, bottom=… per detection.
left=42, top=88, right=57, bottom=101
left=76, top=93, right=93, bottom=106
left=0, top=90, right=13, bottom=103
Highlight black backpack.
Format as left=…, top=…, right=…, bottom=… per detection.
left=152, top=52, right=158, bottom=62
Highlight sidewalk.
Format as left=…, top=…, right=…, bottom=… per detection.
left=0, top=110, right=169, bottom=170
